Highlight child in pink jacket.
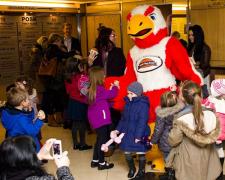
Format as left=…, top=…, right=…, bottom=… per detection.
left=202, top=79, right=225, bottom=177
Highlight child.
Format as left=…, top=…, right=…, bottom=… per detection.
left=15, top=76, right=39, bottom=115
left=110, top=81, right=150, bottom=179
left=65, top=57, right=92, bottom=151
left=151, top=91, right=184, bottom=159
left=88, top=66, right=119, bottom=170
left=1, top=87, right=44, bottom=151
left=167, top=80, right=221, bottom=180
left=202, top=79, right=225, bottom=179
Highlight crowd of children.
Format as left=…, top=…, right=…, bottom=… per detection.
left=1, top=53, right=225, bottom=179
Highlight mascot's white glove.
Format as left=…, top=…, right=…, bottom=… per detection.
left=110, top=130, right=119, bottom=139
left=54, top=151, right=70, bottom=168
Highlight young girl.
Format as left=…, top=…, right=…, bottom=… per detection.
left=202, top=79, right=225, bottom=179
left=151, top=91, right=184, bottom=160
left=88, top=66, right=119, bottom=170
left=167, top=80, right=221, bottom=180
left=65, top=57, right=92, bottom=151
left=15, top=76, right=39, bottom=115
left=110, top=81, right=150, bottom=179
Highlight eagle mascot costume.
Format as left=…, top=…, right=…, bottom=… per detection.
left=105, top=5, right=203, bottom=171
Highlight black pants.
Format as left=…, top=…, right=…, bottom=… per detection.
left=93, top=125, right=109, bottom=163
left=72, top=120, right=86, bottom=146
left=110, top=108, right=121, bottom=130
left=40, top=76, right=65, bottom=115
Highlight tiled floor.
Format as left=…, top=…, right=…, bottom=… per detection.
left=0, top=123, right=129, bottom=180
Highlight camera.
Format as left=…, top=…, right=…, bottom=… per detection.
left=52, top=140, right=62, bottom=158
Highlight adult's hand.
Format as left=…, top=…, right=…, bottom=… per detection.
left=37, top=138, right=56, bottom=160
left=54, top=151, right=70, bottom=168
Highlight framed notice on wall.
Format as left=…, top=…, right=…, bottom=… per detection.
left=0, top=16, right=20, bottom=84
left=18, top=16, right=42, bottom=76
left=0, top=14, right=75, bottom=85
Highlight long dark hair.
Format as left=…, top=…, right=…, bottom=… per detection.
left=95, top=26, right=115, bottom=52
left=64, top=56, right=80, bottom=83
left=0, top=136, right=47, bottom=179
left=188, top=25, right=205, bottom=61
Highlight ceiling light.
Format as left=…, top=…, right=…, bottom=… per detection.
left=0, top=1, right=75, bottom=8
left=172, top=4, right=187, bottom=11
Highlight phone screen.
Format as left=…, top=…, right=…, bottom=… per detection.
left=53, top=143, right=61, bottom=155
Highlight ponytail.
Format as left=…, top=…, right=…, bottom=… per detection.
left=193, top=94, right=206, bottom=135
left=182, top=81, right=207, bottom=135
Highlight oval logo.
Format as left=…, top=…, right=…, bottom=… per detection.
left=136, top=55, right=163, bottom=73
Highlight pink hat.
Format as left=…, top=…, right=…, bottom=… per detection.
left=211, top=79, right=225, bottom=97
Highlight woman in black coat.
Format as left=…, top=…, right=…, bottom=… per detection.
left=187, top=25, right=211, bottom=93
left=41, top=33, right=70, bottom=127
left=88, top=26, right=126, bottom=77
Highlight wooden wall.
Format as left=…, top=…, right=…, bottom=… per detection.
left=191, top=0, right=225, bottom=68
left=81, top=0, right=186, bottom=56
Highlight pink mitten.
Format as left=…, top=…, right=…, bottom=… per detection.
left=114, top=133, right=125, bottom=144
left=101, top=139, right=114, bottom=152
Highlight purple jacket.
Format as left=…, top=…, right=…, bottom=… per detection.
left=88, top=85, right=118, bottom=129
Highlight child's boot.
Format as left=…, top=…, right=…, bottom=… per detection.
left=135, top=154, right=146, bottom=179
left=125, top=154, right=136, bottom=178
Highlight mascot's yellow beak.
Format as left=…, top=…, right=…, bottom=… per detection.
left=127, top=14, right=154, bottom=39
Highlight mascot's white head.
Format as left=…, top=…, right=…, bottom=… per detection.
left=127, top=5, right=168, bottom=48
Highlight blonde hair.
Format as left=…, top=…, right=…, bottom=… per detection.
left=182, top=81, right=206, bottom=135
left=7, top=87, right=28, bottom=107
left=36, top=36, right=48, bottom=47
left=88, top=67, right=105, bottom=104
left=48, top=33, right=63, bottom=44
left=160, top=91, right=178, bottom=108
left=16, top=76, right=33, bottom=95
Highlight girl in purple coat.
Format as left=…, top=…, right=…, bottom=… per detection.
left=88, top=66, right=119, bottom=170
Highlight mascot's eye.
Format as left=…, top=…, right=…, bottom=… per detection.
left=150, top=13, right=156, bottom=20
left=139, top=22, right=143, bottom=26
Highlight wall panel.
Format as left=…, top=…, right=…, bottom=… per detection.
left=191, top=6, right=225, bottom=67
left=86, top=14, right=121, bottom=52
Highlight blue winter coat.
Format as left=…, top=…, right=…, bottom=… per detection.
left=116, top=96, right=150, bottom=152
left=1, top=106, right=43, bottom=151
left=151, top=102, right=185, bottom=153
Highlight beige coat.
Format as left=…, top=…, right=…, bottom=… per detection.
left=166, top=108, right=222, bottom=180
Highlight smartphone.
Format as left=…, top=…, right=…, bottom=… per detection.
left=52, top=140, right=62, bottom=158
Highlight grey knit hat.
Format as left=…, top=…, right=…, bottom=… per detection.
left=128, top=81, right=143, bottom=96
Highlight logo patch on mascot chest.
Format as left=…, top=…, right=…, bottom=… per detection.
left=136, top=55, right=163, bottom=73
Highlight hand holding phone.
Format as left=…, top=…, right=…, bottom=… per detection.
left=37, top=138, right=56, bottom=160
left=88, top=48, right=98, bottom=66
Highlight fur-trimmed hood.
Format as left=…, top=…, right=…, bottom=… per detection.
left=155, top=101, right=185, bottom=118
left=174, top=108, right=220, bottom=147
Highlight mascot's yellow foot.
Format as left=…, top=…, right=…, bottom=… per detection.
left=146, top=123, right=165, bottom=172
